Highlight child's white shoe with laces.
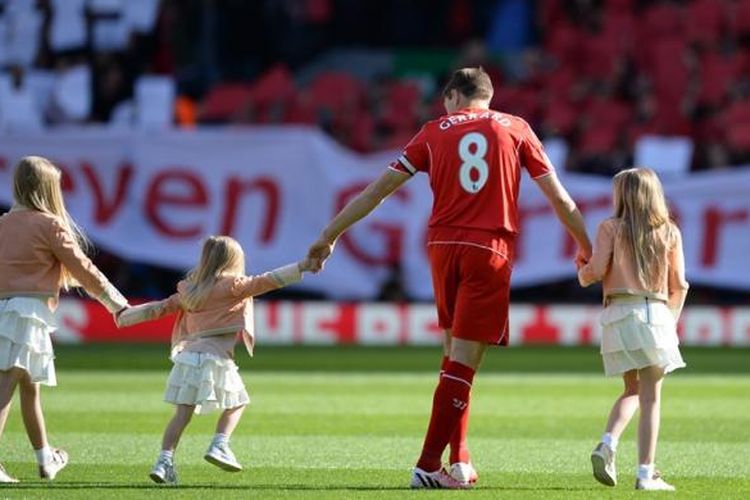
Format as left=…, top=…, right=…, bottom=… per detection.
left=149, top=456, right=177, bottom=485
left=635, top=470, right=675, bottom=491
left=0, top=462, right=18, bottom=483
left=204, top=437, right=242, bottom=472
left=38, top=447, right=68, bottom=480
left=591, top=442, right=617, bottom=486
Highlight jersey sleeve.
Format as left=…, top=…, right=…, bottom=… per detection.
left=389, top=126, right=430, bottom=175
left=519, top=120, right=555, bottom=179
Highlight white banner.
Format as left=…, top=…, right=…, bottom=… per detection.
left=1, top=128, right=749, bottom=299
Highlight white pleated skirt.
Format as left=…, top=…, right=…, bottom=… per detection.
left=164, top=350, right=249, bottom=414
left=600, top=300, right=686, bottom=377
left=0, top=297, right=57, bottom=386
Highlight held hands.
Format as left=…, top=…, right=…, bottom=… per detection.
left=574, top=243, right=592, bottom=270
left=114, top=306, right=130, bottom=328
left=305, top=235, right=336, bottom=273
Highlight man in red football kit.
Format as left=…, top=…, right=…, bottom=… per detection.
left=307, top=68, right=592, bottom=489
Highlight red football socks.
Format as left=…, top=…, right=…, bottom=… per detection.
left=417, top=360, right=476, bottom=472
left=440, top=356, right=471, bottom=464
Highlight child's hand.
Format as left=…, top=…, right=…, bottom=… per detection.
left=114, top=306, right=130, bottom=327
left=298, top=258, right=316, bottom=273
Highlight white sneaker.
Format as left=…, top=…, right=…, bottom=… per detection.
left=39, top=448, right=68, bottom=480
left=0, top=463, right=18, bottom=483
left=449, top=461, right=479, bottom=485
left=410, top=467, right=472, bottom=489
left=204, top=441, right=242, bottom=472
left=591, top=442, right=617, bottom=486
left=149, top=457, right=177, bottom=485
left=635, top=471, right=675, bottom=491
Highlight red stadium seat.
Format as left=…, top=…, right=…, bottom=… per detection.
left=248, top=65, right=295, bottom=104
left=697, top=52, right=739, bottom=107
left=309, top=72, right=366, bottom=114
left=684, top=0, right=726, bottom=46
left=586, top=96, right=632, bottom=130
left=380, top=81, right=421, bottom=130
left=348, top=110, right=376, bottom=153
left=577, top=125, right=620, bottom=156
left=247, top=65, right=296, bottom=123
left=542, top=99, right=579, bottom=136
left=284, top=92, right=318, bottom=125
left=723, top=100, right=750, bottom=150
left=648, top=37, right=690, bottom=101
left=733, top=0, right=750, bottom=36
left=601, top=6, right=636, bottom=56
left=199, top=83, right=253, bottom=122
left=492, top=85, right=540, bottom=122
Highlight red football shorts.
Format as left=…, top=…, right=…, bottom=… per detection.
left=428, top=243, right=512, bottom=346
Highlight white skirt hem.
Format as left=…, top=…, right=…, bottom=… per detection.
left=164, top=351, right=249, bottom=414
left=0, top=298, right=56, bottom=386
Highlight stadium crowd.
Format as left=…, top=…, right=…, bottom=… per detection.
left=0, top=0, right=748, bottom=304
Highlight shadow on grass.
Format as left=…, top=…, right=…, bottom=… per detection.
left=1, top=482, right=600, bottom=492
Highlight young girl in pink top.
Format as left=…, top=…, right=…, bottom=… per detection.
left=0, top=156, right=128, bottom=483
left=117, top=236, right=312, bottom=485
left=578, top=167, right=689, bottom=491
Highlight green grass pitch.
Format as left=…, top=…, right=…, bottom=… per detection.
left=0, top=345, right=748, bottom=499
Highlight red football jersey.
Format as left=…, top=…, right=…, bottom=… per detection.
left=390, top=108, right=554, bottom=251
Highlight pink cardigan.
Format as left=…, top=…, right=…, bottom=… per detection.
left=0, top=207, right=127, bottom=312
left=117, top=264, right=302, bottom=357
left=578, top=218, right=689, bottom=313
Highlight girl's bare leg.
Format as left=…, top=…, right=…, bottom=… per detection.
left=18, top=372, right=48, bottom=450
left=637, top=366, right=665, bottom=465
left=215, top=405, right=245, bottom=438
left=0, top=368, right=24, bottom=440
left=161, top=404, right=195, bottom=451
left=603, top=370, right=640, bottom=440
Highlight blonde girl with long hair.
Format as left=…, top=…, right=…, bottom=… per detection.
left=0, top=156, right=128, bottom=482
left=117, top=236, right=313, bottom=485
left=578, top=167, right=689, bottom=491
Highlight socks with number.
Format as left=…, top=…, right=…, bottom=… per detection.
left=34, top=446, right=52, bottom=466
left=417, top=360, right=476, bottom=472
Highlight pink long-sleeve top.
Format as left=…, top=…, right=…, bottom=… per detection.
left=117, top=264, right=302, bottom=358
left=578, top=218, right=689, bottom=310
left=0, top=207, right=127, bottom=312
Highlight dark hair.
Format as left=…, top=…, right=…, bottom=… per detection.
left=442, top=67, right=494, bottom=100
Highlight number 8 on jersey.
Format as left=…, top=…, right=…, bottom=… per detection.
left=458, top=132, right=489, bottom=194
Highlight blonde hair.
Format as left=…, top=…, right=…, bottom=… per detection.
left=181, top=236, right=246, bottom=310
left=612, top=167, right=676, bottom=289
left=13, top=156, right=90, bottom=289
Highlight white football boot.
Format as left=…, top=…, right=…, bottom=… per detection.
left=636, top=470, right=676, bottom=491
left=591, top=442, right=617, bottom=486
left=450, top=461, right=479, bottom=486
left=149, top=456, right=177, bottom=485
left=204, top=441, right=242, bottom=472
left=39, top=448, right=68, bottom=480
left=410, top=467, right=472, bottom=489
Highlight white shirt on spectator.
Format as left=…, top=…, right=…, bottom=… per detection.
left=52, top=65, right=92, bottom=122
left=49, top=0, right=87, bottom=52
left=0, top=74, right=43, bottom=132
left=3, top=0, right=42, bottom=67
left=125, top=0, right=160, bottom=33
left=135, top=75, right=175, bottom=130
